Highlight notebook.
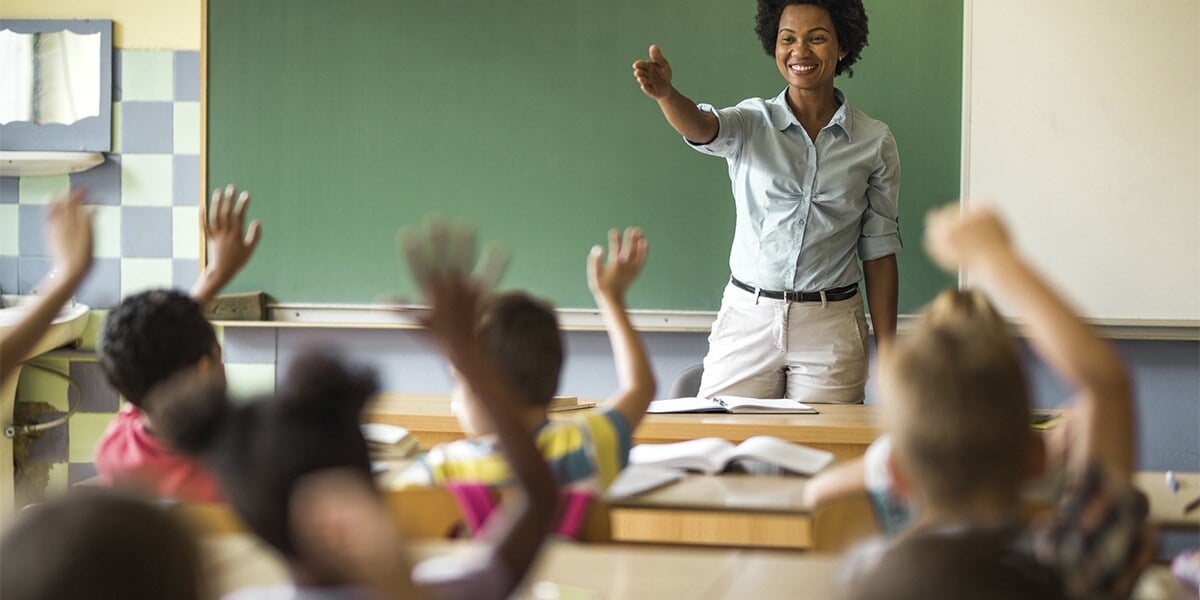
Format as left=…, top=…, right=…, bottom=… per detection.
left=647, top=396, right=818, bottom=415
left=359, top=423, right=419, bottom=460
left=606, top=465, right=686, bottom=499
left=629, top=436, right=835, bottom=476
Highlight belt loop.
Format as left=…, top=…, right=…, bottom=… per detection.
left=755, top=288, right=762, bottom=305
left=820, top=289, right=828, bottom=308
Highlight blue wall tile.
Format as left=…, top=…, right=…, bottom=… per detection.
left=70, top=362, right=121, bottom=413
left=120, top=102, right=174, bottom=154
left=174, top=51, right=201, bottom=102
left=16, top=256, right=51, bottom=294
left=18, top=205, right=45, bottom=256
left=172, top=155, right=200, bottom=206
left=0, top=257, right=17, bottom=293
left=0, top=177, right=18, bottom=204
left=224, top=328, right=277, bottom=363
left=171, top=258, right=198, bottom=291
left=70, top=156, right=123, bottom=206
left=68, top=463, right=98, bottom=486
left=75, top=258, right=121, bottom=309
left=121, top=206, right=173, bottom=258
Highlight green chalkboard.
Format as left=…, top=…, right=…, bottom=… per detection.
left=208, top=0, right=959, bottom=312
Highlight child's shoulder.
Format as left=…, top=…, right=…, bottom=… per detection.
left=846, top=528, right=1065, bottom=600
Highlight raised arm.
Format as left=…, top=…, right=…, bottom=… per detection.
left=191, top=185, right=263, bottom=308
left=588, top=228, right=656, bottom=430
left=401, top=218, right=557, bottom=598
left=0, top=191, right=93, bottom=383
left=633, top=44, right=718, bottom=144
left=924, top=206, right=1133, bottom=479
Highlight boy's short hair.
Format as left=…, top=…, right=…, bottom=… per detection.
left=0, top=491, right=202, bottom=600
left=476, top=292, right=564, bottom=407
left=99, top=290, right=218, bottom=408
left=883, top=289, right=1031, bottom=508
left=151, top=350, right=377, bottom=559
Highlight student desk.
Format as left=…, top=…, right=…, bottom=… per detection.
left=606, top=473, right=876, bottom=552
left=368, top=393, right=881, bottom=461
left=1134, top=471, right=1200, bottom=530
left=203, top=534, right=845, bottom=599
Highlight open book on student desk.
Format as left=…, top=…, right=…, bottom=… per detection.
left=629, top=436, right=835, bottom=476
left=647, top=396, right=818, bottom=415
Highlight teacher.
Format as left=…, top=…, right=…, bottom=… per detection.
left=633, top=0, right=899, bottom=403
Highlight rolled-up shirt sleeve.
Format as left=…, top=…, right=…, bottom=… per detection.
left=686, top=103, right=747, bottom=158
left=857, top=128, right=902, bottom=261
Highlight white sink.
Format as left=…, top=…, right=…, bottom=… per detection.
left=1, top=295, right=91, bottom=518
left=0, top=295, right=91, bottom=358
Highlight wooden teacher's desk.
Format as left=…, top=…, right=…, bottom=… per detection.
left=368, top=394, right=881, bottom=461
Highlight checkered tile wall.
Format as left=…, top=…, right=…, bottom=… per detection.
left=2, top=50, right=276, bottom=501
left=0, top=50, right=202, bottom=307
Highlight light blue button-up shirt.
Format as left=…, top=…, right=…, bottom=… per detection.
left=690, top=89, right=901, bottom=292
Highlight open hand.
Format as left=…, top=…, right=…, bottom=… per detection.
left=588, top=227, right=648, bottom=302
left=45, top=190, right=94, bottom=285
left=398, top=215, right=507, bottom=352
left=633, top=44, right=673, bottom=100
left=924, top=204, right=1013, bottom=272
left=203, top=184, right=263, bottom=281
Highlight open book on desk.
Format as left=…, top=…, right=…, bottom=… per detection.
left=647, top=396, right=818, bottom=415
left=629, top=436, right=835, bottom=476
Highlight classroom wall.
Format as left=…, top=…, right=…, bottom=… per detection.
left=0, top=0, right=274, bottom=499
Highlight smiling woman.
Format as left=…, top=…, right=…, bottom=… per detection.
left=632, top=0, right=899, bottom=404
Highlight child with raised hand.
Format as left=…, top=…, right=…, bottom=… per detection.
left=93, top=185, right=262, bottom=502
left=0, top=191, right=93, bottom=384
left=394, top=226, right=655, bottom=493
left=844, top=206, right=1149, bottom=600
left=151, top=217, right=557, bottom=599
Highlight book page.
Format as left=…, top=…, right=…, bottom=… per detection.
left=646, top=397, right=726, bottom=414
left=360, top=423, right=412, bottom=445
left=629, top=438, right=736, bottom=473
left=728, top=436, right=835, bottom=476
left=717, top=397, right=818, bottom=414
left=606, top=465, right=686, bottom=499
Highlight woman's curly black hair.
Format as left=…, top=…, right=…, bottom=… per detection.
left=755, top=0, right=870, bottom=77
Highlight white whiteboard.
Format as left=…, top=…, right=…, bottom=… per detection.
left=962, top=0, right=1200, bottom=325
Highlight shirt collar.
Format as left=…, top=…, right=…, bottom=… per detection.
left=768, top=88, right=853, bottom=141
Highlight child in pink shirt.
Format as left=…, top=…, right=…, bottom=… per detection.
left=93, top=185, right=262, bottom=502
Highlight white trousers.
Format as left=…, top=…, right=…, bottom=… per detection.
left=698, top=282, right=869, bottom=404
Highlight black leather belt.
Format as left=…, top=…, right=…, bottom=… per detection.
left=730, top=277, right=859, bottom=302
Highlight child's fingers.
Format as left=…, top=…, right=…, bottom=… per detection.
left=472, top=243, right=509, bottom=292
left=398, top=229, right=432, bottom=284
left=206, top=188, right=221, bottom=231
left=424, top=214, right=451, bottom=275
left=243, top=220, right=263, bottom=250
left=587, top=244, right=603, bottom=285
left=447, top=221, right=476, bottom=277
left=233, top=190, right=251, bottom=233
left=220, top=185, right=237, bottom=230
left=607, top=228, right=621, bottom=267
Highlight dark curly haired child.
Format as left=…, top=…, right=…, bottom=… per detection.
left=93, top=185, right=262, bottom=502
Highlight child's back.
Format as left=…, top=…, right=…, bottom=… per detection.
left=397, top=228, right=655, bottom=493
left=845, top=208, right=1149, bottom=599
left=92, top=186, right=262, bottom=502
